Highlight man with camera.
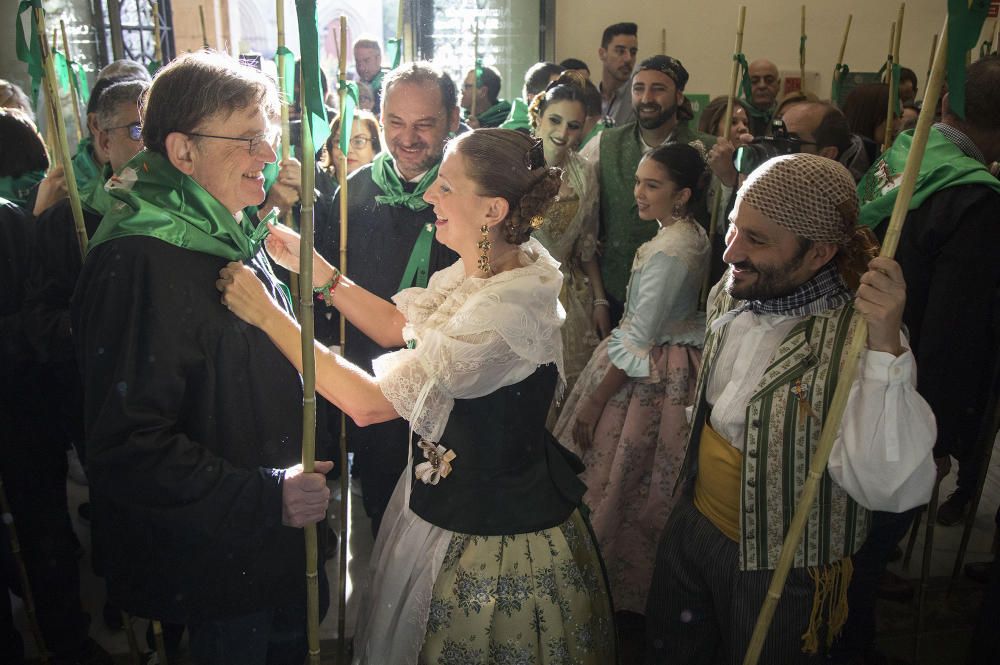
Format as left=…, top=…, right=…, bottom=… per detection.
left=580, top=55, right=715, bottom=324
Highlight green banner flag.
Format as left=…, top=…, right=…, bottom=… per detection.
left=946, top=0, right=990, bottom=119
left=294, top=0, right=330, bottom=148
left=53, top=49, right=71, bottom=93
left=733, top=52, right=771, bottom=123
left=14, top=0, right=44, bottom=106
left=386, top=38, right=402, bottom=69
left=70, top=60, right=89, bottom=103
left=275, top=45, right=296, bottom=104
left=338, top=80, right=359, bottom=155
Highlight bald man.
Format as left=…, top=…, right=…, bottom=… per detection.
left=747, top=59, right=781, bottom=136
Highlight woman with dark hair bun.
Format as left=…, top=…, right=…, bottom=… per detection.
left=529, top=73, right=611, bottom=415
left=218, top=128, right=616, bottom=664
left=554, top=142, right=710, bottom=628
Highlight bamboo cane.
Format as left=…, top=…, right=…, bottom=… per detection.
left=45, top=29, right=59, bottom=159
left=699, top=5, right=746, bottom=312
left=59, top=20, right=83, bottom=144
left=120, top=612, right=142, bottom=665
left=199, top=5, right=209, bottom=49
left=913, top=479, right=941, bottom=665
left=107, top=0, right=124, bottom=60
left=832, top=15, right=852, bottom=97
left=298, top=43, right=322, bottom=665
left=36, top=9, right=88, bottom=259
left=882, top=22, right=896, bottom=154
left=396, top=0, right=406, bottom=64
left=336, top=15, right=351, bottom=664
left=948, top=354, right=1000, bottom=593
left=151, top=619, right=169, bottom=665
left=150, top=0, right=163, bottom=65
left=992, top=18, right=1000, bottom=55
left=883, top=4, right=905, bottom=155
left=924, top=33, right=938, bottom=103
left=470, top=19, right=480, bottom=122
left=276, top=0, right=301, bottom=316
left=799, top=5, right=807, bottom=94
left=902, top=505, right=923, bottom=569
left=741, top=14, right=951, bottom=665
left=0, top=478, right=49, bottom=663
left=661, top=28, right=667, bottom=55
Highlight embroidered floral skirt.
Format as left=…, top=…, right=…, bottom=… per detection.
left=553, top=338, right=701, bottom=614
left=352, top=475, right=617, bottom=665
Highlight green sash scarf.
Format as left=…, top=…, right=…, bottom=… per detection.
left=857, top=127, right=1000, bottom=230
left=72, top=137, right=102, bottom=190
left=499, top=97, right=530, bottom=132
left=397, top=222, right=436, bottom=291
left=369, top=151, right=439, bottom=211
left=476, top=99, right=512, bottom=128
left=89, top=151, right=271, bottom=261
left=79, top=164, right=113, bottom=216
left=0, top=171, right=44, bottom=208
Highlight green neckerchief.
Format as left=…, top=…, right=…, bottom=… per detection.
left=476, top=99, right=512, bottom=128
left=857, top=127, right=1000, bottom=230
left=398, top=222, right=436, bottom=291
left=733, top=53, right=773, bottom=123
left=89, top=150, right=271, bottom=260
left=579, top=120, right=607, bottom=149
left=369, top=69, right=385, bottom=95
left=72, top=137, right=103, bottom=191
left=79, top=163, right=114, bottom=215
left=0, top=170, right=44, bottom=208
left=499, top=97, right=530, bottom=132
left=370, top=151, right=439, bottom=211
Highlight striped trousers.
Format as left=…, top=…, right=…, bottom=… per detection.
left=645, top=496, right=827, bottom=665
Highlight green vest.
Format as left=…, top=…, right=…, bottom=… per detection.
left=683, top=288, right=871, bottom=571
left=857, top=126, right=1000, bottom=230
left=597, top=122, right=717, bottom=303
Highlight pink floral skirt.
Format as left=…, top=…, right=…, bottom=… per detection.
left=553, top=337, right=701, bottom=614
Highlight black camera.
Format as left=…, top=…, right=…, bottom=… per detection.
left=733, top=119, right=812, bottom=175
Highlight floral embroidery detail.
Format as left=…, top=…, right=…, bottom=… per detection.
left=489, top=640, right=536, bottom=665
left=426, top=597, right=453, bottom=634
left=454, top=566, right=496, bottom=616
left=437, top=638, right=484, bottom=665
left=495, top=571, right=533, bottom=616
left=414, top=439, right=456, bottom=485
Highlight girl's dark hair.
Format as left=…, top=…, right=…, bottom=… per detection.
left=643, top=142, right=710, bottom=211
left=320, top=109, right=382, bottom=173
left=698, top=96, right=750, bottom=136
left=0, top=108, right=48, bottom=177
left=450, top=129, right=562, bottom=244
left=527, top=71, right=588, bottom=132
left=843, top=83, right=891, bottom=141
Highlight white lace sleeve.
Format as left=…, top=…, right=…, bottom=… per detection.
left=373, top=327, right=537, bottom=441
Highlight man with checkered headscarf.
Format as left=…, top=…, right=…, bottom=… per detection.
left=644, top=154, right=936, bottom=664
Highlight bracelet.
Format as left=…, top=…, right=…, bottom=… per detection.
left=313, top=267, right=342, bottom=307
left=593, top=298, right=610, bottom=308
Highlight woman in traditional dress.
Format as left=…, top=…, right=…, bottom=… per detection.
left=528, top=73, right=610, bottom=408
left=552, top=142, right=710, bottom=628
left=218, top=128, right=616, bottom=665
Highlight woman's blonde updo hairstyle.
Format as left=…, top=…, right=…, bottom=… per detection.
left=449, top=128, right=562, bottom=244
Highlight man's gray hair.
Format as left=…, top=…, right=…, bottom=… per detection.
left=97, top=80, right=149, bottom=129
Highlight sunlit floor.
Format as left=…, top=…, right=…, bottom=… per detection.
left=10, top=437, right=1000, bottom=664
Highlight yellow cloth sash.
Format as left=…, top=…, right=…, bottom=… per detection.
left=693, top=421, right=743, bottom=543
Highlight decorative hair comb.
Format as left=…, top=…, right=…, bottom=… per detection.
left=524, top=138, right=545, bottom=170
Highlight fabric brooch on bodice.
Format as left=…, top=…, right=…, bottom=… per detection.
left=414, top=439, right=456, bottom=485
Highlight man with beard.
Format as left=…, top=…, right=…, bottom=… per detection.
left=580, top=55, right=715, bottom=324
left=644, top=154, right=936, bottom=665
left=315, top=62, right=459, bottom=535
left=598, top=22, right=639, bottom=128
left=746, top=58, right=781, bottom=136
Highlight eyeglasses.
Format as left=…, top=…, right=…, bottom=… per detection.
left=104, top=122, right=143, bottom=141
left=333, top=135, right=376, bottom=150
left=187, top=126, right=279, bottom=155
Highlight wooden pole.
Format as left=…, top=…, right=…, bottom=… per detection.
left=107, top=0, right=124, bottom=60
left=882, top=22, right=896, bottom=154
left=0, top=479, right=49, bottom=663
left=150, top=0, right=163, bottom=65
left=470, top=19, right=480, bottom=121
left=36, top=9, right=88, bottom=259
left=741, top=14, right=951, bottom=665
left=913, top=480, right=941, bottom=664
left=199, top=5, right=209, bottom=49
left=992, top=18, right=1000, bottom=55
left=276, top=0, right=300, bottom=315
left=832, top=15, right=853, bottom=96
left=661, top=28, right=667, bottom=55
left=336, top=15, right=351, bottom=664
left=59, top=20, right=83, bottom=143
left=397, top=0, right=406, bottom=63
left=799, top=5, right=807, bottom=93
left=699, top=5, right=746, bottom=312
left=924, top=33, right=938, bottom=102
left=884, top=4, right=905, bottom=154
left=298, top=60, right=322, bottom=665
left=151, top=619, right=169, bottom=665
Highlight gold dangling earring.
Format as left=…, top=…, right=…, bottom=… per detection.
left=477, top=224, right=492, bottom=274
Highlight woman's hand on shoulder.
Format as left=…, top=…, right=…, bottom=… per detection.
left=216, top=261, right=280, bottom=330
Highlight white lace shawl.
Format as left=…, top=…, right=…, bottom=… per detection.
left=372, top=238, right=566, bottom=442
